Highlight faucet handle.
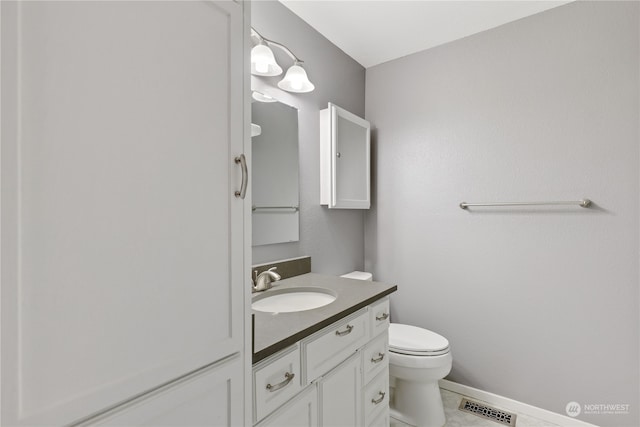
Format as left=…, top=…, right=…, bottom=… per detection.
left=268, top=267, right=281, bottom=282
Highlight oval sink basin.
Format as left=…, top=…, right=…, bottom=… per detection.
left=252, top=287, right=337, bottom=313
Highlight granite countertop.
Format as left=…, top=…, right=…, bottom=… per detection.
left=252, top=273, right=397, bottom=363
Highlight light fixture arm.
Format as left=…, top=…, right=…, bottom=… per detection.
left=251, top=27, right=304, bottom=64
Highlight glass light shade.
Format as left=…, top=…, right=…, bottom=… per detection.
left=252, top=91, right=277, bottom=103
left=277, top=63, right=315, bottom=93
left=251, top=44, right=282, bottom=76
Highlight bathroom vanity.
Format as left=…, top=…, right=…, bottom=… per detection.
left=252, top=273, right=396, bottom=427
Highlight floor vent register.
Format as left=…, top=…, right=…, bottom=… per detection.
left=458, top=398, right=517, bottom=426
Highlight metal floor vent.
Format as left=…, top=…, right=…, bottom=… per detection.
left=459, top=398, right=517, bottom=426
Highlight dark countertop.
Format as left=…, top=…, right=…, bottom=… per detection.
left=252, top=273, right=397, bottom=364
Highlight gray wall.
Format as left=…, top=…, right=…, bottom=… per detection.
left=251, top=1, right=366, bottom=274
left=364, top=2, right=639, bottom=426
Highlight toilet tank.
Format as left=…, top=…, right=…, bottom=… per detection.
left=340, top=271, right=373, bottom=281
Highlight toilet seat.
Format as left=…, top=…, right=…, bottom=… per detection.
left=389, top=323, right=450, bottom=356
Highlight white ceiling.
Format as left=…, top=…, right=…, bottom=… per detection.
left=279, top=0, right=572, bottom=68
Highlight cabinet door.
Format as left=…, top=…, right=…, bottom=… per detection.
left=319, top=352, right=363, bottom=427
left=320, top=103, right=370, bottom=209
left=366, top=407, right=389, bottom=427
left=0, top=1, right=247, bottom=425
left=256, top=385, right=318, bottom=427
left=89, top=356, right=243, bottom=426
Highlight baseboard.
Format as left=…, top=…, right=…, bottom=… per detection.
left=439, top=379, right=600, bottom=427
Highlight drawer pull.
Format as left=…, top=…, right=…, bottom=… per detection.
left=266, top=372, right=295, bottom=392
left=335, top=324, right=354, bottom=337
left=371, top=352, right=385, bottom=363
left=371, top=391, right=386, bottom=405
left=375, top=312, right=389, bottom=321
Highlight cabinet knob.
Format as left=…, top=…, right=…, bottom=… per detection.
left=336, top=152, right=341, bottom=158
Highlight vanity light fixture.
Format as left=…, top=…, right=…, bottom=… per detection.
left=251, top=27, right=315, bottom=94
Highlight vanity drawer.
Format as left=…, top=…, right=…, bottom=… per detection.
left=369, top=297, right=390, bottom=338
left=303, top=309, right=369, bottom=383
left=362, top=330, right=389, bottom=384
left=253, top=345, right=302, bottom=423
left=364, top=369, right=389, bottom=424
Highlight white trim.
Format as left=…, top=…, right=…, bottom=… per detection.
left=439, top=380, right=600, bottom=427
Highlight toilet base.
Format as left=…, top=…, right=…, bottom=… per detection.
left=391, top=378, right=446, bottom=427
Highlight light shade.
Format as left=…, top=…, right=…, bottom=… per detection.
left=252, top=91, right=277, bottom=103
left=251, top=123, right=262, bottom=137
left=251, top=44, right=282, bottom=76
left=277, top=63, right=315, bottom=93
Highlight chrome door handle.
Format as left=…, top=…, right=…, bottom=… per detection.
left=375, top=312, right=389, bottom=321
left=335, top=324, right=353, bottom=337
left=371, top=352, right=385, bottom=363
left=234, top=154, right=248, bottom=199
left=266, top=372, right=295, bottom=392
left=372, top=391, right=386, bottom=405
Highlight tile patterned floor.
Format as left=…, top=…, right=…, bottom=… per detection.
left=391, top=388, right=561, bottom=427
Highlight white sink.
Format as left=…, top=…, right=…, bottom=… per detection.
left=252, top=287, right=337, bottom=313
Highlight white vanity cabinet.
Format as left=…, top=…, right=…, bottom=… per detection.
left=320, top=103, right=371, bottom=209
left=252, top=297, right=390, bottom=427
left=1, top=1, right=249, bottom=425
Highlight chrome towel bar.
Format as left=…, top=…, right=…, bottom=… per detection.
left=252, top=205, right=299, bottom=212
left=459, top=199, right=592, bottom=210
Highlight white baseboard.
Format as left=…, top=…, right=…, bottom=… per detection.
left=439, top=379, right=600, bottom=427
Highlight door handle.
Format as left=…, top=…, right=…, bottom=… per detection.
left=234, top=154, right=248, bottom=199
left=266, top=372, right=295, bottom=392
left=335, top=324, right=354, bottom=337
left=371, top=352, right=385, bottom=363
left=371, top=391, right=386, bottom=405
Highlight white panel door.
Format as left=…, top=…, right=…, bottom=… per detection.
left=1, top=1, right=246, bottom=425
left=319, top=352, right=363, bottom=427
left=89, top=356, right=243, bottom=427
left=333, top=107, right=370, bottom=208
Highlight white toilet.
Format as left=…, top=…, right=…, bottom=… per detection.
left=341, top=271, right=452, bottom=427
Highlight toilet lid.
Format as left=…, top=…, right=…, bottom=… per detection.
left=389, top=323, right=450, bottom=356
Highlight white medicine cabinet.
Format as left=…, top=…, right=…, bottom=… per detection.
left=320, top=103, right=371, bottom=209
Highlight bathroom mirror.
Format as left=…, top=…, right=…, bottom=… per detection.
left=251, top=95, right=299, bottom=246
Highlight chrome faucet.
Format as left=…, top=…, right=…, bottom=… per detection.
left=252, top=267, right=281, bottom=292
